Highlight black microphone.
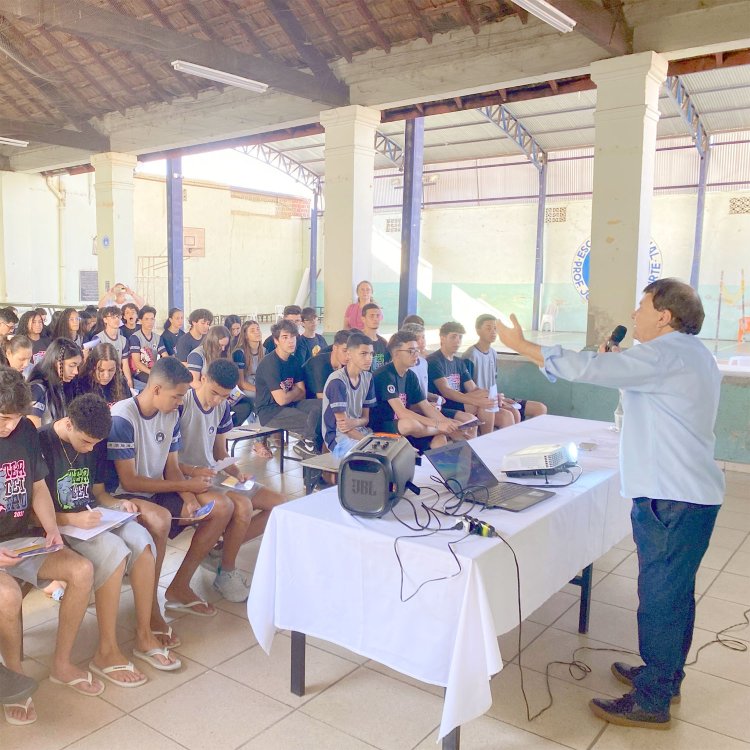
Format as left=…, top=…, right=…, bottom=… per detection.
left=605, top=325, right=627, bottom=352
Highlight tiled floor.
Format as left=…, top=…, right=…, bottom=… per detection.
left=3, top=449, right=750, bottom=750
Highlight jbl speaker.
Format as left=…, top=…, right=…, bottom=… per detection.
left=338, top=434, right=416, bottom=518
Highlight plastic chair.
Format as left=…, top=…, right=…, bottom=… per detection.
left=274, top=305, right=285, bottom=322
left=738, top=317, right=750, bottom=343
left=540, top=302, right=558, bottom=332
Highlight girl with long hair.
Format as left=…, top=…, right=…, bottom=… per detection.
left=186, top=325, right=230, bottom=386
left=224, top=314, right=242, bottom=351
left=17, top=310, right=50, bottom=364
left=232, top=320, right=270, bottom=454
left=74, top=342, right=129, bottom=406
left=51, top=308, right=83, bottom=346
left=161, top=307, right=184, bottom=356
left=26, top=337, right=83, bottom=427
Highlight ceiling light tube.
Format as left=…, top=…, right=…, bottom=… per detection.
left=511, top=0, right=576, bottom=33
left=171, top=60, right=269, bottom=93
left=0, top=136, right=29, bottom=147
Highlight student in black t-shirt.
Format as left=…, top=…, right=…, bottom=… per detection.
left=120, top=303, right=140, bottom=341
left=27, top=338, right=83, bottom=428
left=262, top=305, right=302, bottom=354
left=161, top=308, right=185, bottom=357
left=302, top=329, right=350, bottom=398
left=175, top=308, right=212, bottom=362
left=0, top=368, right=103, bottom=723
left=255, top=320, right=322, bottom=458
left=17, top=310, right=50, bottom=365
left=297, top=307, right=328, bottom=365
left=371, top=332, right=467, bottom=452
left=40, top=395, right=180, bottom=683
left=427, top=322, right=493, bottom=438
left=361, top=303, right=390, bottom=371
left=74, top=343, right=130, bottom=407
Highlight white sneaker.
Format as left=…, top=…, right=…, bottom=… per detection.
left=213, top=569, right=250, bottom=602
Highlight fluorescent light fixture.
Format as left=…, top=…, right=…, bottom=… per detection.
left=171, top=60, right=269, bottom=93
left=511, top=0, right=576, bottom=33
left=0, top=136, right=29, bottom=147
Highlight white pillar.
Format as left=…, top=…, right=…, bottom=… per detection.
left=320, top=105, right=381, bottom=332
left=91, top=152, right=138, bottom=297
left=586, top=52, right=668, bottom=347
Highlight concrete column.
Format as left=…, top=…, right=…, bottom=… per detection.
left=91, top=151, right=138, bottom=297
left=586, top=52, right=668, bottom=347
left=320, top=105, right=381, bottom=333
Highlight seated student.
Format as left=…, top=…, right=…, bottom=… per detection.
left=255, top=320, right=323, bottom=458
left=343, top=280, right=374, bottom=331
left=175, top=308, right=212, bottom=362
left=186, top=325, right=230, bottom=387
left=51, top=309, right=83, bottom=347
left=464, top=314, right=547, bottom=429
left=39, top=394, right=180, bottom=683
left=297, top=307, right=327, bottom=365
left=27, top=338, right=83, bottom=428
left=263, top=305, right=302, bottom=354
left=224, top=315, right=242, bottom=351
left=371, top=331, right=469, bottom=451
left=161, top=308, right=185, bottom=357
left=79, top=310, right=96, bottom=341
left=302, top=329, right=350, bottom=399
left=129, top=305, right=166, bottom=386
left=0, top=307, right=18, bottom=340
left=401, top=314, right=425, bottom=327
left=427, top=322, right=495, bottom=436
left=94, top=306, right=134, bottom=390
left=74, top=343, right=130, bottom=407
left=361, top=303, right=390, bottom=371
left=108, top=357, right=232, bottom=618
left=0, top=335, right=32, bottom=373
left=178, top=359, right=284, bottom=601
left=0, top=367, right=103, bottom=726
left=401, top=322, right=441, bottom=408
left=322, top=332, right=376, bottom=457
left=120, top=303, right=140, bottom=341
left=17, top=310, right=50, bottom=365
left=230, top=320, right=263, bottom=432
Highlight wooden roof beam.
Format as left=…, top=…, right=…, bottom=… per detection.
left=549, top=0, right=632, bottom=56
left=353, top=0, right=391, bottom=53
left=0, top=117, right=109, bottom=150
left=302, top=0, right=353, bottom=63
left=457, top=0, right=480, bottom=35
left=405, top=0, right=434, bottom=44
left=0, top=0, right=349, bottom=106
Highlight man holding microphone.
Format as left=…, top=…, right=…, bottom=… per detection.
left=496, top=278, right=724, bottom=730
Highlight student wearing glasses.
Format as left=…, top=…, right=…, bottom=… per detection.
left=94, top=306, right=134, bottom=391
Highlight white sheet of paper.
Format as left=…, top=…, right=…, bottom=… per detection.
left=58, top=507, right=139, bottom=541
left=213, top=456, right=240, bottom=473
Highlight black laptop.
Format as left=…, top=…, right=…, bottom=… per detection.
left=426, top=441, right=555, bottom=512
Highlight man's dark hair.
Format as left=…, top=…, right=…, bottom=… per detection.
left=643, top=278, right=705, bottom=335
left=271, top=319, right=299, bottom=341
left=475, top=314, right=496, bottom=331
left=333, top=329, right=354, bottom=346
left=283, top=305, right=302, bottom=317
left=347, top=332, right=372, bottom=350
left=67, top=393, right=112, bottom=441
left=362, top=303, right=381, bottom=317
left=207, top=358, right=240, bottom=390
left=301, top=307, right=317, bottom=322
left=188, top=308, right=213, bottom=325
left=99, top=305, right=121, bottom=320
left=0, top=366, right=31, bottom=415
left=400, top=323, right=424, bottom=337
left=0, top=307, right=19, bottom=325
left=224, top=314, right=241, bottom=330
left=387, top=331, right=417, bottom=352
left=439, top=321, right=466, bottom=337
left=149, top=356, right=192, bottom=386
left=121, top=303, right=139, bottom=317
left=401, top=314, right=424, bottom=327
left=138, top=305, right=157, bottom=319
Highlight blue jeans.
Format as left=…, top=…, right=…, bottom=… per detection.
left=630, top=497, right=719, bottom=711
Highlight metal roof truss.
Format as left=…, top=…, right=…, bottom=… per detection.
left=236, top=143, right=321, bottom=193
left=665, top=76, right=709, bottom=156
left=477, top=104, right=546, bottom=170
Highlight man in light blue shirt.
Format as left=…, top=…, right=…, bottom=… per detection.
left=497, top=278, right=724, bottom=730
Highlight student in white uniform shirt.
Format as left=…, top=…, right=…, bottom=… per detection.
left=178, top=359, right=284, bottom=602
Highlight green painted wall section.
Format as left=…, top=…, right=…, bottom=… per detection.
left=498, top=355, right=750, bottom=464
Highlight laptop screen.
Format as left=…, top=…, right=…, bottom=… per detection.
left=426, top=442, right=498, bottom=490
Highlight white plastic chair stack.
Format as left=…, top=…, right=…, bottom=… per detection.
left=540, top=302, right=559, bottom=332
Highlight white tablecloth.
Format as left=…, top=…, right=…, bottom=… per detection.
left=247, top=415, right=630, bottom=739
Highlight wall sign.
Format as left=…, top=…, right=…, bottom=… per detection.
left=571, top=238, right=662, bottom=300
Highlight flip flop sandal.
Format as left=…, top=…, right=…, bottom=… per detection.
left=132, top=647, right=182, bottom=672
left=49, top=671, right=105, bottom=696
left=164, top=599, right=218, bottom=617
left=3, top=697, right=36, bottom=726
left=152, top=626, right=182, bottom=649
left=88, top=661, right=148, bottom=688
left=253, top=442, right=273, bottom=459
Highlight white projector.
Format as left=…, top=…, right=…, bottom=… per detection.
left=501, top=443, right=578, bottom=477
